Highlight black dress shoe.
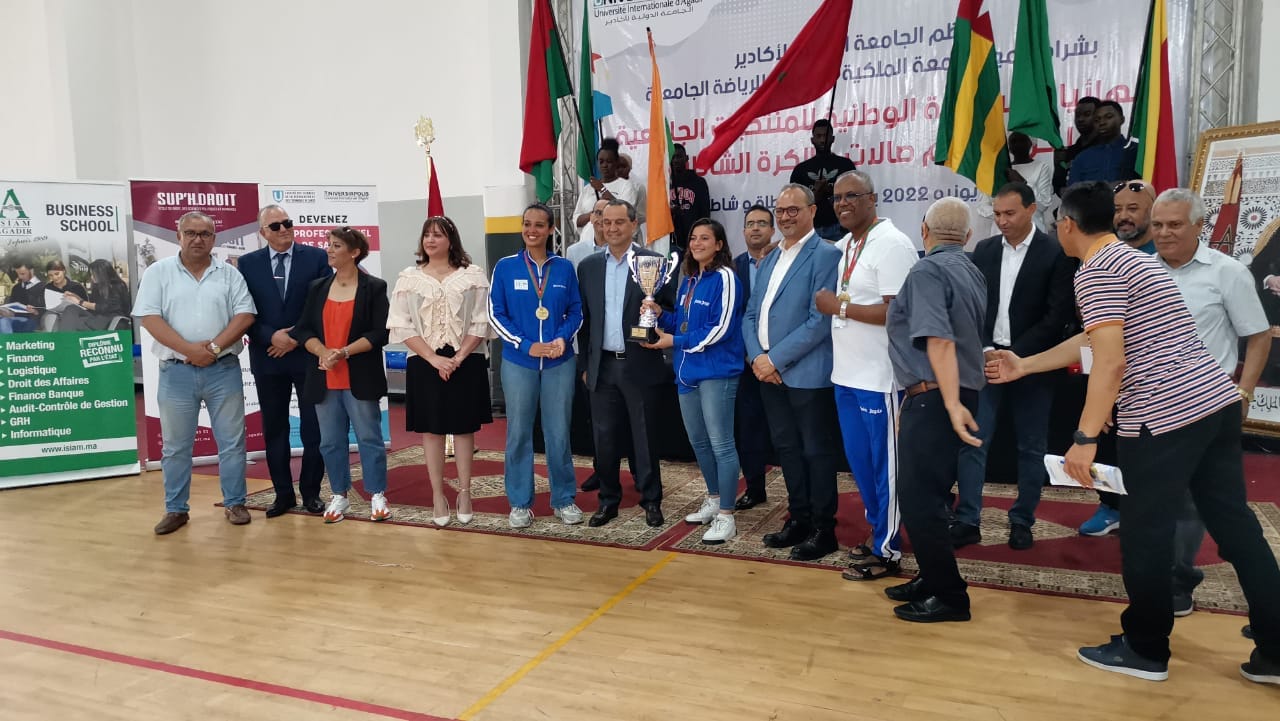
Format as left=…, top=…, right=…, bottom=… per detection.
left=762, top=519, right=811, bottom=548
left=734, top=492, right=767, bottom=511
left=581, top=474, right=600, bottom=492
left=949, top=521, right=982, bottom=548
left=265, top=499, right=297, bottom=518
left=1008, top=522, right=1034, bottom=550
left=893, top=596, right=971, bottom=623
left=885, top=576, right=926, bottom=602
left=643, top=503, right=664, bottom=527
left=1244, top=624, right=1255, bottom=640
left=303, top=498, right=325, bottom=514
left=588, top=505, right=618, bottom=527
left=789, top=528, right=838, bottom=561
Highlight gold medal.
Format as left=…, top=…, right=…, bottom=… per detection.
left=535, top=305, right=550, bottom=320
left=680, top=322, right=688, bottom=333
left=837, top=292, right=851, bottom=302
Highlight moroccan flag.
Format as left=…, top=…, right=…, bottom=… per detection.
left=1130, top=0, right=1178, bottom=190
left=935, top=0, right=1009, bottom=196
left=646, top=29, right=675, bottom=246
left=427, top=156, right=445, bottom=217
left=576, top=2, right=598, bottom=183
left=1209, top=153, right=1244, bottom=256
left=1007, top=0, right=1063, bottom=148
left=519, top=0, right=573, bottom=202
left=695, top=0, right=853, bottom=171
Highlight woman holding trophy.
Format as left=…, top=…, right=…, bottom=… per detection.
left=488, top=203, right=585, bottom=529
left=643, top=219, right=745, bottom=544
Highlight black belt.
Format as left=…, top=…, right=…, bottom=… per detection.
left=602, top=350, right=627, bottom=361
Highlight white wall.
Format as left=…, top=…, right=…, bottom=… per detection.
left=0, top=0, right=75, bottom=178
left=1259, top=1, right=1280, bottom=122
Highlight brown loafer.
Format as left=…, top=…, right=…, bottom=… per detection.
left=225, top=505, right=251, bottom=525
left=154, top=512, right=189, bottom=535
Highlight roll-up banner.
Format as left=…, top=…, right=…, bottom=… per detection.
left=0, top=180, right=140, bottom=489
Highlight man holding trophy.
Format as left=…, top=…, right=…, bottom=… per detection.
left=577, top=200, right=677, bottom=528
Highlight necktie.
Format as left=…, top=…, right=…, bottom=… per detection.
left=273, top=253, right=287, bottom=298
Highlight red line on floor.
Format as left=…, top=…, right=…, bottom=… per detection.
left=0, top=629, right=456, bottom=721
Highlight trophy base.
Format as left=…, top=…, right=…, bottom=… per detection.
left=627, top=325, right=658, bottom=344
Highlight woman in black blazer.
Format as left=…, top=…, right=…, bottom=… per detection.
left=290, top=227, right=390, bottom=523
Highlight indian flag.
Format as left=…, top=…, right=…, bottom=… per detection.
left=934, top=0, right=1009, bottom=196
left=1129, top=0, right=1177, bottom=190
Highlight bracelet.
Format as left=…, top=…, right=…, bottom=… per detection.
left=1238, top=386, right=1254, bottom=402
left=341, top=347, right=350, bottom=359
left=838, top=300, right=849, bottom=320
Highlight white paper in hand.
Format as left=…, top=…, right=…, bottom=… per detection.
left=1043, top=454, right=1126, bottom=495
left=44, top=288, right=69, bottom=310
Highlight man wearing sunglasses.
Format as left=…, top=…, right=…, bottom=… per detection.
left=238, top=205, right=334, bottom=517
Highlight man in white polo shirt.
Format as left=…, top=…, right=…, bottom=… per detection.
left=134, top=211, right=257, bottom=536
left=815, top=170, right=918, bottom=580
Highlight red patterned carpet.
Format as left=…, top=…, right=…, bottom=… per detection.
left=224, top=400, right=1280, bottom=613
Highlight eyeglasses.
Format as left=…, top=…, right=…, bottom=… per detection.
left=744, top=219, right=773, bottom=228
left=1113, top=182, right=1148, bottom=194
left=830, top=191, right=874, bottom=204
left=264, top=219, right=295, bottom=232
left=181, top=230, right=215, bottom=241
left=775, top=206, right=811, bottom=218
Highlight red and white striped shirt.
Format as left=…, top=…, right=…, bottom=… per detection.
left=1074, top=238, right=1238, bottom=437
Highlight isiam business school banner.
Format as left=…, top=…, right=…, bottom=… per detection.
left=257, top=183, right=390, bottom=448
left=582, top=0, right=1191, bottom=248
left=0, top=180, right=140, bottom=489
left=130, top=180, right=263, bottom=467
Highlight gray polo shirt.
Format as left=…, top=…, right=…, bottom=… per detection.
left=1159, top=244, right=1269, bottom=373
left=887, top=243, right=987, bottom=391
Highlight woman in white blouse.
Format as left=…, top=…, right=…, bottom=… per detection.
left=388, top=216, right=493, bottom=527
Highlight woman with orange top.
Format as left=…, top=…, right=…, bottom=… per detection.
left=292, top=226, right=391, bottom=523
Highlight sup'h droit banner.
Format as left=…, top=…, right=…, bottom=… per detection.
left=0, top=180, right=140, bottom=489
left=130, top=180, right=263, bottom=467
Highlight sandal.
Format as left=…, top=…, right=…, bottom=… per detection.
left=841, top=557, right=901, bottom=582
left=846, top=544, right=874, bottom=561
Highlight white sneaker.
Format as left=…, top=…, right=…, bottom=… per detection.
left=509, top=507, right=533, bottom=528
left=702, top=513, right=736, bottom=545
left=685, top=496, right=719, bottom=525
left=323, top=495, right=350, bottom=523
left=370, top=492, right=391, bottom=522
left=554, top=503, right=584, bottom=525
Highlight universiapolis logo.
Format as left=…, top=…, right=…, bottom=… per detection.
left=0, top=188, right=34, bottom=237
left=271, top=189, right=318, bottom=205
left=323, top=190, right=371, bottom=204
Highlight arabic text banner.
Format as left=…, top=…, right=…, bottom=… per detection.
left=0, top=180, right=140, bottom=489
left=583, top=0, right=1191, bottom=248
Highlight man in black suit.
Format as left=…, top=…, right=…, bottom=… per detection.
left=577, top=199, right=675, bottom=528
left=732, top=204, right=777, bottom=509
left=1, top=262, right=43, bottom=333
left=954, top=182, right=1077, bottom=549
left=237, top=205, right=333, bottom=517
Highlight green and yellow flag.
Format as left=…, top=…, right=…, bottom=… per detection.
left=934, top=0, right=1009, bottom=196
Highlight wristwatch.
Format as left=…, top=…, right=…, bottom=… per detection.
left=1072, top=429, right=1099, bottom=445
left=208, top=342, right=222, bottom=355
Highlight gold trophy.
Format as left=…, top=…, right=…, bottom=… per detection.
left=627, top=253, right=678, bottom=343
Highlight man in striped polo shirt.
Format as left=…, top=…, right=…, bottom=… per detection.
left=986, top=181, right=1280, bottom=685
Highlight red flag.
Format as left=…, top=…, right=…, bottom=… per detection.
left=694, top=0, right=854, bottom=171
left=1209, top=153, right=1244, bottom=256
left=427, top=156, right=445, bottom=217
left=518, top=0, right=573, bottom=201
left=1129, top=0, right=1177, bottom=190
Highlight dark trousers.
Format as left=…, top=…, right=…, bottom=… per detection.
left=590, top=356, right=663, bottom=507
left=899, top=388, right=977, bottom=611
left=255, top=369, right=324, bottom=503
left=955, top=375, right=1052, bottom=527
left=759, top=382, right=839, bottom=529
left=1116, top=404, right=1280, bottom=663
left=734, top=369, right=772, bottom=496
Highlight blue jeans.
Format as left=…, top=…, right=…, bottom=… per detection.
left=955, top=376, right=1051, bottom=528
left=156, top=356, right=247, bottom=513
left=678, top=376, right=740, bottom=511
left=314, top=389, right=387, bottom=495
left=501, top=360, right=577, bottom=509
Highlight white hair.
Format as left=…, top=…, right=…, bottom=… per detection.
left=924, top=197, right=970, bottom=243
left=1154, top=188, right=1207, bottom=224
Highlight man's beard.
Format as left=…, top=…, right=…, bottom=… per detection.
left=1116, top=222, right=1147, bottom=242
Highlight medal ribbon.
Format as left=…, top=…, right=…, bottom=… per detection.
left=839, top=218, right=884, bottom=294
left=523, top=251, right=550, bottom=305
left=680, top=274, right=700, bottom=328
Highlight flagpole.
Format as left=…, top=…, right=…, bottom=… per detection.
left=546, top=6, right=596, bottom=181
left=825, top=82, right=839, bottom=121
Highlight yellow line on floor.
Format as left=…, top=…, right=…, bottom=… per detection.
left=456, top=552, right=677, bottom=721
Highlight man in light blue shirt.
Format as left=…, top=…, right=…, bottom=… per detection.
left=134, top=211, right=257, bottom=536
left=566, top=199, right=609, bottom=271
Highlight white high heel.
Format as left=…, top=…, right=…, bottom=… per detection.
left=456, top=489, right=473, bottom=525
left=432, top=497, right=451, bottom=527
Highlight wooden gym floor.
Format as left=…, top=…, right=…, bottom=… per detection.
left=0, top=471, right=1275, bottom=720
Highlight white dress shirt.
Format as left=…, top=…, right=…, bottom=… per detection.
left=991, top=227, right=1034, bottom=347
left=757, top=230, right=813, bottom=352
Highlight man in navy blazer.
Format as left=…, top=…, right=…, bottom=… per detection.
left=742, top=184, right=842, bottom=561
left=237, top=205, right=333, bottom=516
left=955, top=183, right=1077, bottom=550
left=732, top=204, right=777, bottom=510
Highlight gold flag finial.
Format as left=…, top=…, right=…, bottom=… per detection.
left=414, top=116, right=435, bottom=154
